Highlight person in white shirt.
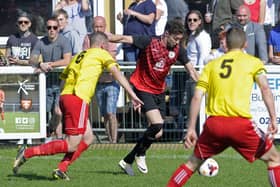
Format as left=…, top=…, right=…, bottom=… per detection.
left=153, top=0, right=168, bottom=36
left=185, top=10, right=212, bottom=67
left=184, top=10, right=211, bottom=122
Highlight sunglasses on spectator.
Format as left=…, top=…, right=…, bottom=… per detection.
left=47, top=26, right=58, bottom=30
left=237, top=14, right=248, bottom=17
left=18, top=20, right=30, bottom=25
left=188, top=18, right=199, bottom=23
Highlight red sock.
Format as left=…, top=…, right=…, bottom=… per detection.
left=268, top=165, right=280, bottom=187
left=58, top=152, right=74, bottom=172
left=24, top=140, right=68, bottom=158
left=167, top=164, right=194, bottom=187
left=58, top=140, right=89, bottom=172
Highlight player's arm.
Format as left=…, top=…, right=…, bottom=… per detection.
left=109, top=34, right=133, bottom=44
left=109, top=65, right=143, bottom=112
left=256, top=74, right=278, bottom=135
left=184, top=89, right=204, bottom=149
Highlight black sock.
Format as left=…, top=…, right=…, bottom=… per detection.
left=123, top=136, right=153, bottom=164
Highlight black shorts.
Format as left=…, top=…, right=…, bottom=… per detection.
left=134, top=87, right=166, bottom=117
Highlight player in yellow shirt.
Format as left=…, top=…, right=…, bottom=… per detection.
left=13, top=32, right=143, bottom=180
left=167, top=28, right=280, bottom=186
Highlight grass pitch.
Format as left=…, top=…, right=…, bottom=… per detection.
left=1, top=143, right=272, bottom=187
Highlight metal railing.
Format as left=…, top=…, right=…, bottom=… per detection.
left=87, top=64, right=191, bottom=143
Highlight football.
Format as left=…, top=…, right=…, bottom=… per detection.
left=198, top=158, right=219, bottom=177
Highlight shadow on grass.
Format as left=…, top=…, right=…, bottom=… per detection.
left=7, top=173, right=53, bottom=181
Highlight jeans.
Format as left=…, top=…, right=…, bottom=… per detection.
left=96, top=81, right=120, bottom=116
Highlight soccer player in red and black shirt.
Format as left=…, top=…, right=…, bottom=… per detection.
left=110, top=20, right=199, bottom=176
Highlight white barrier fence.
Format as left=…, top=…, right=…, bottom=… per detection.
left=0, top=65, right=279, bottom=142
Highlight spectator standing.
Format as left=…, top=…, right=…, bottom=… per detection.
left=13, top=32, right=143, bottom=180
left=55, top=0, right=91, bottom=45
left=117, top=0, right=156, bottom=62
left=29, top=17, right=72, bottom=140
left=91, top=16, right=120, bottom=143
left=5, top=12, right=38, bottom=66
left=53, top=9, right=83, bottom=55
left=183, top=10, right=211, bottom=122
left=167, top=27, right=280, bottom=187
left=5, top=12, right=38, bottom=145
left=235, top=5, right=268, bottom=63
left=243, top=0, right=266, bottom=24
left=152, top=0, right=168, bottom=36
left=207, top=0, right=243, bottom=48
left=185, top=10, right=212, bottom=67
left=268, top=23, right=280, bottom=64
left=109, top=20, right=199, bottom=176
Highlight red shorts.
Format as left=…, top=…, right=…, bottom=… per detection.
left=194, top=116, right=273, bottom=163
left=59, top=94, right=89, bottom=135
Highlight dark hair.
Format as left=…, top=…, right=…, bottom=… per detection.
left=47, top=16, right=59, bottom=24
left=184, top=10, right=204, bottom=38
left=226, top=27, right=246, bottom=49
left=164, top=20, right=185, bottom=35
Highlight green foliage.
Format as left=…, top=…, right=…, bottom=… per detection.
left=0, top=144, right=272, bottom=187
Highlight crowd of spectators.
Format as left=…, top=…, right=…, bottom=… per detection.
left=1, top=0, right=280, bottom=144
left=2, top=1, right=280, bottom=65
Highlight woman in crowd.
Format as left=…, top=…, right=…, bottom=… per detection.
left=183, top=10, right=211, bottom=118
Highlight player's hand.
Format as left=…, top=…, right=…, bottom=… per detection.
left=267, top=120, right=278, bottom=137
left=131, top=96, right=143, bottom=114
left=183, top=128, right=198, bottom=149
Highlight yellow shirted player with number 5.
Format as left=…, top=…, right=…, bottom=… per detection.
left=13, top=32, right=143, bottom=180
left=168, top=28, right=280, bottom=187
